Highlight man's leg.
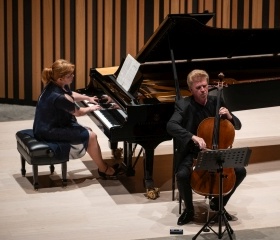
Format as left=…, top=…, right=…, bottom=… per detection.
left=176, top=165, right=194, bottom=225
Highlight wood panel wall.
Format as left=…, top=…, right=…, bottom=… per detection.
left=0, top=0, right=280, bottom=105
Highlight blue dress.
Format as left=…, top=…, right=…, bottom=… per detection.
left=33, top=82, right=89, bottom=160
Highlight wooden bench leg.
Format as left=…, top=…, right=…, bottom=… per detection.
left=61, top=162, right=67, bottom=187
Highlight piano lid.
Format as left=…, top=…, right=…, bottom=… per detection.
left=136, top=13, right=280, bottom=64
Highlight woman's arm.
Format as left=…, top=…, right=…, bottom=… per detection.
left=72, top=91, right=99, bottom=104
left=63, top=93, right=101, bottom=117
left=73, top=105, right=101, bottom=117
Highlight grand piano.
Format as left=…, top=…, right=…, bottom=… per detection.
left=77, top=13, right=280, bottom=190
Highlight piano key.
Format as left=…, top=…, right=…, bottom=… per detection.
left=94, top=110, right=115, bottom=129
left=82, top=100, right=112, bottom=128
left=82, top=100, right=127, bottom=129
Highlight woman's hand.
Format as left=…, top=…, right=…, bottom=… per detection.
left=88, top=96, right=99, bottom=105
left=89, top=104, right=102, bottom=111
left=110, top=103, right=120, bottom=109
left=100, top=95, right=113, bottom=104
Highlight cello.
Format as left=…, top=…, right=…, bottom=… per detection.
left=190, top=73, right=236, bottom=197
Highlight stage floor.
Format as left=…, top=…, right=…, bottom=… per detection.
left=0, top=104, right=280, bottom=239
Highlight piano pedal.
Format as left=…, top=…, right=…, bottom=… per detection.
left=112, top=148, right=123, bottom=159
left=145, top=187, right=160, bottom=200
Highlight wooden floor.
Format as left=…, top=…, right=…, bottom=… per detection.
left=0, top=106, right=280, bottom=239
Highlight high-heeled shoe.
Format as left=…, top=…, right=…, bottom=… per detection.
left=98, top=163, right=120, bottom=179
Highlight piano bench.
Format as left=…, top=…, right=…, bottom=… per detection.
left=16, top=129, right=69, bottom=190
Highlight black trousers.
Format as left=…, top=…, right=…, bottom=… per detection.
left=176, top=163, right=247, bottom=212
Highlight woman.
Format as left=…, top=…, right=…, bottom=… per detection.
left=33, top=59, right=117, bottom=177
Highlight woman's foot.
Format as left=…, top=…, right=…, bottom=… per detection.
left=98, top=164, right=119, bottom=179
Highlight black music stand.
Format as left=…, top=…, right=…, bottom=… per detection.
left=192, top=147, right=251, bottom=240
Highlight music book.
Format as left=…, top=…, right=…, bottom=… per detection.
left=116, top=54, right=141, bottom=92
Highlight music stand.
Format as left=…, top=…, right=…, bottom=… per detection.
left=192, top=147, right=251, bottom=240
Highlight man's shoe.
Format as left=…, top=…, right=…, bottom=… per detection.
left=177, top=210, right=194, bottom=225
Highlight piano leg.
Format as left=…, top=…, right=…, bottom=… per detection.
left=123, top=142, right=135, bottom=176
left=123, top=141, right=163, bottom=191
left=108, top=140, right=123, bottom=159
left=143, top=148, right=155, bottom=189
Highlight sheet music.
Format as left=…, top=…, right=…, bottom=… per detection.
left=116, top=54, right=140, bottom=91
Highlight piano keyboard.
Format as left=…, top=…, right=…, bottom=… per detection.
left=82, top=100, right=127, bottom=129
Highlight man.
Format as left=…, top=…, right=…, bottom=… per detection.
left=166, top=69, right=246, bottom=225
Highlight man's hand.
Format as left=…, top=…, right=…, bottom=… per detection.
left=192, top=135, right=207, bottom=150
left=219, top=107, right=232, bottom=120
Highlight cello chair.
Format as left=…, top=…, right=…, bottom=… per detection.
left=171, top=139, right=182, bottom=213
